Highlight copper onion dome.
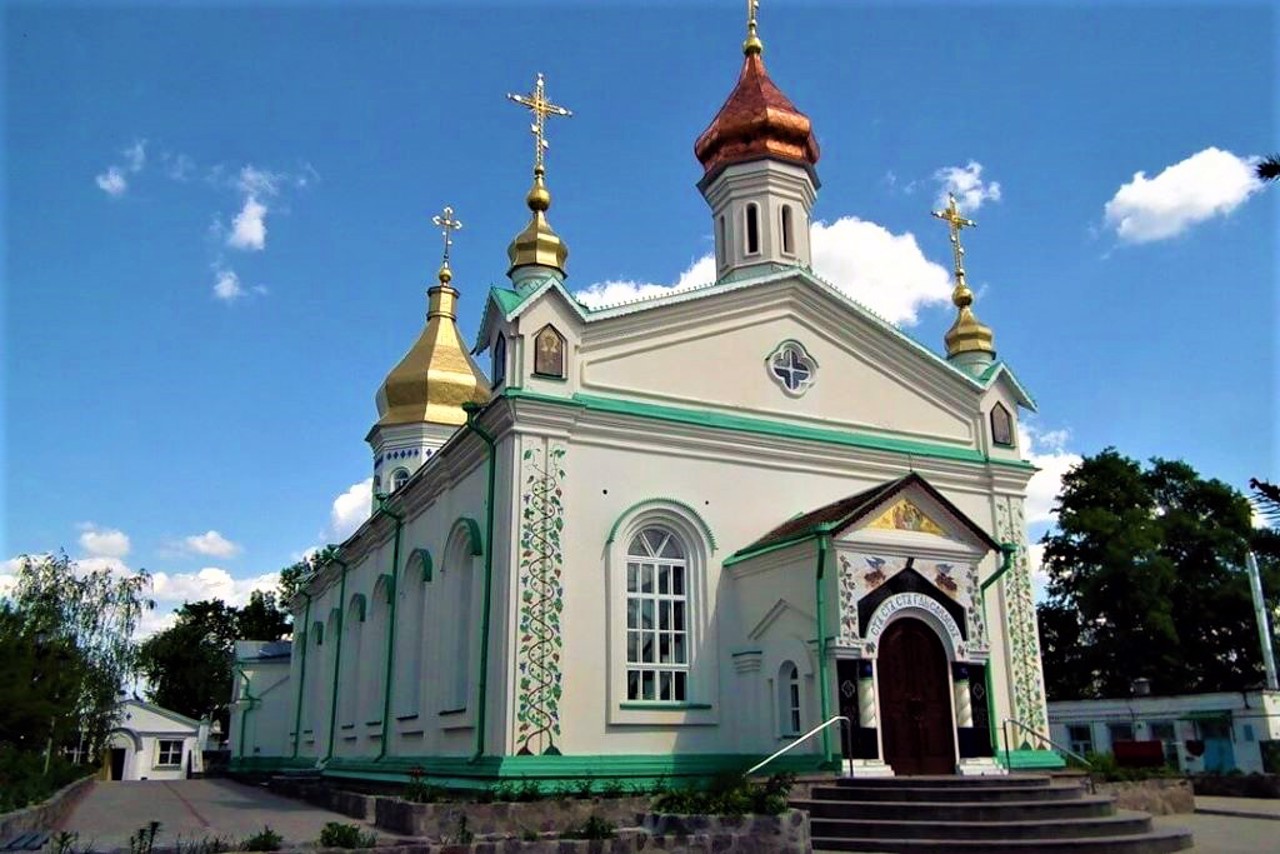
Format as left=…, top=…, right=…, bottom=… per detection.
left=694, top=44, right=820, bottom=182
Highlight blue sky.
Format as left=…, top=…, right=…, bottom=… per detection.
left=3, top=1, right=1275, bottom=631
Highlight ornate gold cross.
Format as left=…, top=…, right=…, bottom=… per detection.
left=744, top=0, right=763, bottom=54
left=432, top=205, right=463, bottom=266
left=931, top=193, right=977, bottom=283
left=506, top=73, right=573, bottom=175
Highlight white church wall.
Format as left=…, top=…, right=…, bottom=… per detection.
left=579, top=280, right=979, bottom=448
left=513, top=292, right=582, bottom=398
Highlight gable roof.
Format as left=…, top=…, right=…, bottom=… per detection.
left=730, top=472, right=1003, bottom=562
left=473, top=266, right=1035, bottom=410
left=121, top=698, right=203, bottom=730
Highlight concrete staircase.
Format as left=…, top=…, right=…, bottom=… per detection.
left=791, top=773, right=1194, bottom=853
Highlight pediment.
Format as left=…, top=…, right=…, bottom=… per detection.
left=748, top=597, right=815, bottom=641
left=834, top=477, right=999, bottom=558
left=577, top=274, right=983, bottom=445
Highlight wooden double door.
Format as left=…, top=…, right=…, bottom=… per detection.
left=878, top=618, right=956, bottom=775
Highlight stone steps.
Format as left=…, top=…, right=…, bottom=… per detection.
left=795, top=773, right=1193, bottom=853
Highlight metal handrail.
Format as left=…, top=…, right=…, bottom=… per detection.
left=745, top=715, right=851, bottom=777
left=1003, top=717, right=1094, bottom=793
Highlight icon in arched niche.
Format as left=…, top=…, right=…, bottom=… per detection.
left=533, top=324, right=566, bottom=379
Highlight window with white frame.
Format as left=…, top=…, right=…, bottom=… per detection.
left=1067, top=724, right=1094, bottom=756
left=626, top=528, right=689, bottom=702
left=778, top=661, right=801, bottom=736
left=156, top=739, right=183, bottom=767
left=392, top=468, right=410, bottom=491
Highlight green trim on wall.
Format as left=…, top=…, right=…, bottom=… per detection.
left=406, top=547, right=433, bottom=583
left=376, top=573, right=394, bottom=604
left=503, top=388, right=1036, bottom=472
left=291, top=594, right=311, bottom=759
left=451, top=516, right=485, bottom=557
left=605, top=498, right=718, bottom=552
left=311, top=621, right=324, bottom=646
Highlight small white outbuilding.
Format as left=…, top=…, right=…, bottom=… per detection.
left=105, top=698, right=207, bottom=781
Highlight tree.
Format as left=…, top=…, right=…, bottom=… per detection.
left=0, top=553, right=152, bottom=755
left=137, top=592, right=290, bottom=730
left=1258, top=155, right=1280, bottom=182
left=1038, top=450, right=1280, bottom=699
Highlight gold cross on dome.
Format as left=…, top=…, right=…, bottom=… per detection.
left=506, top=73, right=573, bottom=175
left=744, top=0, right=763, bottom=54
left=931, top=193, right=977, bottom=282
left=432, top=205, right=463, bottom=266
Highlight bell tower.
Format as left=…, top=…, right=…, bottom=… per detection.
left=694, top=1, right=821, bottom=281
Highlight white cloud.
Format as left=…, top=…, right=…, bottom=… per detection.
left=77, top=523, right=131, bottom=559
left=123, top=139, right=147, bottom=173
left=227, top=196, right=268, bottom=250
left=95, top=167, right=128, bottom=197
left=934, top=160, right=1002, bottom=212
left=330, top=478, right=373, bottom=541
left=149, top=566, right=278, bottom=608
left=181, top=530, right=241, bottom=558
left=163, top=152, right=195, bottom=181
left=1103, top=147, right=1263, bottom=243
left=236, top=165, right=282, bottom=198
left=575, top=216, right=952, bottom=326
left=213, top=268, right=244, bottom=301
left=1019, top=423, right=1084, bottom=526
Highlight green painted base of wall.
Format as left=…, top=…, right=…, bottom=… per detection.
left=1000, top=748, right=1067, bottom=770
left=234, top=752, right=829, bottom=789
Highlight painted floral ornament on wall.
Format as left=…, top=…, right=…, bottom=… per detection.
left=766, top=340, right=817, bottom=396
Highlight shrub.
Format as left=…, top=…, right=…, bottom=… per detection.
left=600, top=778, right=626, bottom=798
left=240, top=826, right=283, bottom=852
left=0, top=748, right=93, bottom=813
left=561, top=815, right=616, bottom=840
left=403, top=777, right=446, bottom=804
left=174, top=836, right=231, bottom=854
left=317, top=822, right=377, bottom=849
left=515, top=778, right=542, bottom=802
left=652, top=772, right=794, bottom=816
left=129, top=821, right=162, bottom=854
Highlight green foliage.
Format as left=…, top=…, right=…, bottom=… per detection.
left=173, top=835, right=231, bottom=854
left=600, top=778, right=626, bottom=798
left=560, top=815, right=616, bottom=840
left=0, top=746, right=93, bottom=812
left=515, top=778, right=542, bottom=802
left=240, top=826, right=283, bottom=852
left=316, top=822, right=377, bottom=849
left=1083, top=751, right=1181, bottom=782
left=129, top=822, right=161, bottom=854
left=403, top=778, right=446, bottom=804
left=137, top=590, right=289, bottom=729
left=1, top=553, right=152, bottom=757
left=652, top=772, right=794, bottom=816
left=1037, top=451, right=1280, bottom=699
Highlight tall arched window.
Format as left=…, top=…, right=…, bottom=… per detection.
left=392, top=468, right=410, bottom=491
left=394, top=554, right=426, bottom=717
left=781, top=205, right=794, bottom=255
left=339, top=595, right=365, bottom=727
left=626, top=527, right=689, bottom=702
left=778, top=661, right=801, bottom=735
left=443, top=528, right=477, bottom=710
left=745, top=203, right=760, bottom=255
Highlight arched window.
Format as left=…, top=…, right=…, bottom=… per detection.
left=778, top=661, right=801, bottom=736
left=394, top=553, right=426, bottom=717
left=990, top=403, right=1014, bottom=447
left=443, top=527, right=478, bottom=710
left=625, top=527, right=689, bottom=702
left=781, top=205, right=794, bottom=255
left=372, top=474, right=382, bottom=496
left=745, top=203, right=760, bottom=255
left=716, top=215, right=726, bottom=267
left=492, top=334, right=507, bottom=387
left=339, top=594, right=365, bottom=727
left=392, top=468, right=410, bottom=491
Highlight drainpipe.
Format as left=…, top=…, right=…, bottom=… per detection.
left=324, top=554, right=350, bottom=764
left=235, top=667, right=260, bottom=764
left=375, top=499, right=404, bottom=761
left=981, top=542, right=1018, bottom=762
left=291, top=592, right=312, bottom=759
left=461, top=401, right=498, bottom=762
left=815, top=530, right=834, bottom=765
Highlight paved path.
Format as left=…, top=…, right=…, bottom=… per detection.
left=56, top=779, right=381, bottom=851
left=1153, top=808, right=1279, bottom=853
left=1193, top=794, right=1280, bottom=820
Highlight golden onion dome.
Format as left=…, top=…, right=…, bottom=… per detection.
left=944, top=284, right=995, bottom=357
left=374, top=266, right=491, bottom=428
left=694, top=45, right=820, bottom=181
left=507, top=170, right=568, bottom=276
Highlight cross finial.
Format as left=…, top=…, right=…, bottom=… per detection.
left=931, top=193, right=977, bottom=292
left=506, top=73, right=573, bottom=177
left=431, top=205, right=463, bottom=269
left=744, top=0, right=763, bottom=55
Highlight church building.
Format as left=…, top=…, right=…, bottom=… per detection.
left=231, top=9, right=1060, bottom=786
